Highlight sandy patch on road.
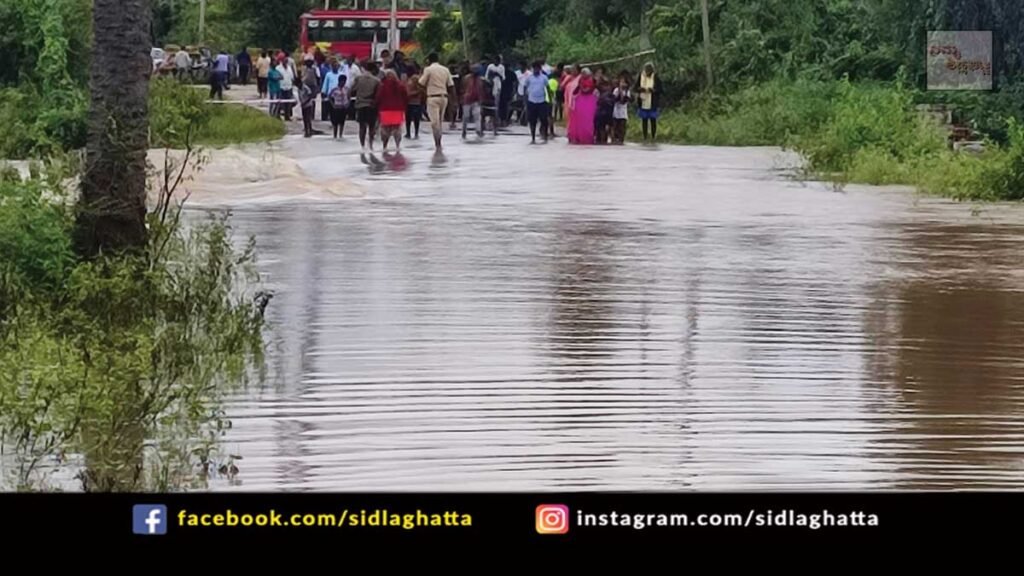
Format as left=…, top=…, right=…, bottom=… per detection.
left=147, top=142, right=363, bottom=207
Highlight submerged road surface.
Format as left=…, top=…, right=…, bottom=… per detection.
left=203, top=130, right=1024, bottom=490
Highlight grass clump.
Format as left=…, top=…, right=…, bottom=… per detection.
left=630, top=78, right=838, bottom=146
left=196, top=105, right=286, bottom=147
left=149, top=78, right=285, bottom=149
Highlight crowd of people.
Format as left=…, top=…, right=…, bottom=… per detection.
left=237, top=47, right=666, bottom=152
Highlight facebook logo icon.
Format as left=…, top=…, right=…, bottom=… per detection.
left=132, top=505, right=168, bottom=535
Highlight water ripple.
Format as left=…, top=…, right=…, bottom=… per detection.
left=205, top=136, right=1024, bottom=491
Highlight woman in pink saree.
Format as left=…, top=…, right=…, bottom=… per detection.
left=568, top=68, right=597, bottom=145
left=561, top=65, right=580, bottom=135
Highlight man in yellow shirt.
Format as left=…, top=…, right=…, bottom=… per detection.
left=418, top=53, right=455, bottom=151
left=256, top=51, right=272, bottom=99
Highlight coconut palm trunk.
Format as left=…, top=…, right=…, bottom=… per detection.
left=76, top=0, right=152, bottom=256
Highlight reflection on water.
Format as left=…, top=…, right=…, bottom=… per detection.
left=866, top=223, right=1024, bottom=489
left=211, top=135, right=1024, bottom=490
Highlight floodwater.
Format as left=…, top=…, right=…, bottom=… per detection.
left=200, top=131, right=1024, bottom=491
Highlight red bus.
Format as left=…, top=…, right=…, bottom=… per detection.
left=299, top=9, right=432, bottom=62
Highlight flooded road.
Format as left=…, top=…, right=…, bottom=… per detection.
left=204, top=132, right=1024, bottom=490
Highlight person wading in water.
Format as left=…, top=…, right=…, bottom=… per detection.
left=377, top=69, right=409, bottom=153
left=522, top=61, right=550, bottom=144
left=299, top=57, right=319, bottom=138
left=418, top=53, right=456, bottom=152
left=636, top=62, right=663, bottom=142
left=352, top=62, right=382, bottom=152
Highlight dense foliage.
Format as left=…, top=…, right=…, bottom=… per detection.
left=153, top=0, right=315, bottom=52
left=0, top=0, right=90, bottom=158
left=0, top=159, right=267, bottom=491
left=149, top=79, right=284, bottom=148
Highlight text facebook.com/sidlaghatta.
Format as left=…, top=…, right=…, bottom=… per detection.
left=176, top=509, right=473, bottom=529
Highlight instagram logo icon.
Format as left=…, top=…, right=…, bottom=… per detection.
left=536, top=504, right=570, bottom=534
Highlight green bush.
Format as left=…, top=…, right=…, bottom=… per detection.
left=149, top=78, right=211, bottom=148
left=977, top=118, right=1024, bottom=201
left=793, top=78, right=948, bottom=175
left=0, top=162, right=266, bottom=491
left=786, top=79, right=1023, bottom=201
left=196, top=105, right=286, bottom=147
left=2, top=77, right=286, bottom=157
left=624, top=74, right=1023, bottom=202
left=519, top=22, right=642, bottom=69
left=0, top=0, right=90, bottom=159
left=627, top=78, right=838, bottom=147
left=149, top=78, right=284, bottom=148
left=0, top=178, right=75, bottom=301
left=0, top=87, right=88, bottom=159
left=844, top=146, right=913, bottom=186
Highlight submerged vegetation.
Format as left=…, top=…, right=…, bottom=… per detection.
left=0, top=155, right=267, bottom=491
left=2, top=2, right=269, bottom=491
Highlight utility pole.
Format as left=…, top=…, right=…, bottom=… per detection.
left=700, top=0, right=713, bottom=87
left=639, top=0, right=651, bottom=50
left=390, top=0, right=399, bottom=51
left=198, top=0, right=206, bottom=44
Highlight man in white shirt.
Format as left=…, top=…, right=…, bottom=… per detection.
left=276, top=60, right=296, bottom=120
left=345, top=55, right=361, bottom=90
left=343, top=54, right=361, bottom=119
left=515, top=61, right=530, bottom=126
left=339, top=60, right=351, bottom=86
left=486, top=55, right=505, bottom=104
left=174, top=49, right=192, bottom=82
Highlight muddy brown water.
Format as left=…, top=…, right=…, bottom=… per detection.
left=201, top=133, right=1024, bottom=490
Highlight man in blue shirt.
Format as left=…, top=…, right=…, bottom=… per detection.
left=320, top=59, right=342, bottom=123
left=237, top=49, right=252, bottom=86
left=522, top=60, right=550, bottom=144
left=210, top=51, right=230, bottom=100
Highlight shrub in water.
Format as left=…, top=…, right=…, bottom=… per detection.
left=0, top=159, right=266, bottom=491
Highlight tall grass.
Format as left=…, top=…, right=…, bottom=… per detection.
left=196, top=105, right=286, bottom=147
left=792, top=79, right=947, bottom=175
left=150, top=79, right=284, bottom=149
left=795, top=80, right=1024, bottom=201
left=627, top=78, right=838, bottom=146
left=629, top=76, right=1024, bottom=201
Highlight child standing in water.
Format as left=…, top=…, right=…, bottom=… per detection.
left=612, top=76, right=632, bottom=145
left=595, top=77, right=616, bottom=144
left=329, top=76, right=349, bottom=139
